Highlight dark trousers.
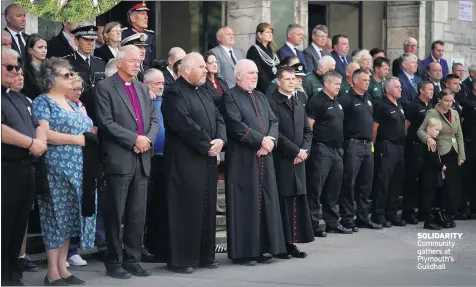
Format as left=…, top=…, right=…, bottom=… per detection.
left=1, top=161, right=36, bottom=284
left=104, top=156, right=148, bottom=267
left=402, top=142, right=425, bottom=216
left=307, top=142, right=343, bottom=227
left=372, top=140, right=405, bottom=221
left=339, top=139, right=374, bottom=225
left=420, top=167, right=443, bottom=221
left=440, top=149, right=462, bottom=216
left=462, top=141, right=476, bottom=212
left=95, top=174, right=108, bottom=252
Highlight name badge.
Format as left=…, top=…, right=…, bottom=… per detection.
left=318, top=88, right=323, bottom=92
left=391, top=111, right=396, bottom=114
left=420, top=109, right=426, bottom=113
left=374, top=88, right=378, bottom=91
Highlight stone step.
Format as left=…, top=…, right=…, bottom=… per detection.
left=217, top=193, right=226, bottom=209
left=217, top=180, right=225, bottom=195
left=215, top=230, right=227, bottom=245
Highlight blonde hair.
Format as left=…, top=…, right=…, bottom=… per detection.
left=425, top=117, right=442, bottom=132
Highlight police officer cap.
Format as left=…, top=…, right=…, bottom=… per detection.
left=121, top=33, right=148, bottom=47
left=127, top=1, right=150, bottom=15
left=291, top=63, right=306, bottom=77
left=71, top=25, right=98, bottom=40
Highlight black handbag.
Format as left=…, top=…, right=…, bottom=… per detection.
left=34, top=155, right=50, bottom=195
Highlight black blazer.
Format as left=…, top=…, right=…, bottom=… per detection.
left=46, top=30, right=76, bottom=58
left=22, top=63, right=42, bottom=100
left=4, top=27, right=29, bottom=61
left=203, top=76, right=229, bottom=108
left=94, top=45, right=115, bottom=64
left=247, top=42, right=277, bottom=94
left=94, top=74, right=160, bottom=176
left=160, top=67, right=175, bottom=89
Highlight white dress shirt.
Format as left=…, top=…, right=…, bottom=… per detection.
left=286, top=41, right=297, bottom=55
left=6, top=26, right=26, bottom=54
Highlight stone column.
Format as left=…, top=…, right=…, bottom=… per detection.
left=294, top=0, right=309, bottom=49
left=227, top=1, right=271, bottom=53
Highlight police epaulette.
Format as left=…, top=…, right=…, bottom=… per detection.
left=144, top=29, right=154, bottom=33
left=62, top=53, right=75, bottom=59
left=91, top=55, right=101, bottom=60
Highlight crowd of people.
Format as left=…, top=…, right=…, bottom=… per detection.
left=2, top=2, right=476, bottom=286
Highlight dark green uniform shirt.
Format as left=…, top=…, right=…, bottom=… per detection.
left=338, top=79, right=352, bottom=98
left=302, top=71, right=324, bottom=102
left=368, top=76, right=385, bottom=102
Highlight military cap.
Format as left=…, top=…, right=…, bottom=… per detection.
left=291, top=62, right=306, bottom=77
left=127, top=1, right=150, bottom=15
left=121, top=33, right=148, bottom=47
left=71, top=25, right=98, bottom=40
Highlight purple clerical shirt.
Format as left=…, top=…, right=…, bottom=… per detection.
left=120, top=78, right=144, bottom=135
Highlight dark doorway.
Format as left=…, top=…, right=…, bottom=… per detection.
left=308, top=4, right=327, bottom=46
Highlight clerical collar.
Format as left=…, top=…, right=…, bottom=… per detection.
left=118, top=74, right=133, bottom=85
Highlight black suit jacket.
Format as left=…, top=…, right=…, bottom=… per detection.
left=331, top=51, right=352, bottom=78
left=22, top=63, right=42, bottom=100
left=4, top=27, right=29, bottom=62
left=94, top=45, right=115, bottom=64
left=94, top=73, right=160, bottom=176
left=46, top=30, right=76, bottom=58
left=160, top=67, right=175, bottom=89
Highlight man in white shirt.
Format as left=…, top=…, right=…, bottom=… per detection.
left=304, top=25, right=330, bottom=72
left=160, top=47, right=186, bottom=89
left=3, top=4, right=28, bottom=60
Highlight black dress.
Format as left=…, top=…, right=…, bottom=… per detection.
left=246, top=42, right=278, bottom=94
left=22, top=64, right=42, bottom=101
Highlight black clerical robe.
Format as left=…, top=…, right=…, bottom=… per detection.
left=221, top=86, right=286, bottom=259
left=267, top=90, right=314, bottom=244
left=161, top=77, right=227, bottom=268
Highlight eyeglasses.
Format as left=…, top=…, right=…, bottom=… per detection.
left=2, top=64, right=22, bottom=72
left=72, top=87, right=84, bottom=93
left=59, top=72, right=75, bottom=80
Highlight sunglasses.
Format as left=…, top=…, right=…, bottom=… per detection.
left=60, top=72, right=75, bottom=80
left=2, top=64, right=22, bottom=72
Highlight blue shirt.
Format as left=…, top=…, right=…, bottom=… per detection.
left=153, top=97, right=165, bottom=155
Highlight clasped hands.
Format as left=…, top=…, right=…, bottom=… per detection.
left=257, top=136, right=275, bottom=157
left=208, top=139, right=224, bottom=157
left=134, top=135, right=152, bottom=154
left=293, top=149, right=308, bottom=165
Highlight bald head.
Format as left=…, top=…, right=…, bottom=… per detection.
left=168, top=47, right=186, bottom=69
left=235, top=59, right=259, bottom=92
left=217, top=26, right=235, bottom=48
left=180, top=52, right=207, bottom=86
left=428, top=61, right=443, bottom=82
left=346, top=62, right=361, bottom=82
left=5, top=4, right=26, bottom=32
left=1, top=30, right=12, bottom=48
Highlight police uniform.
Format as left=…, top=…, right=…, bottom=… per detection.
left=121, top=33, right=148, bottom=82
left=1, top=86, right=38, bottom=285
left=401, top=97, right=433, bottom=222
left=306, top=90, right=349, bottom=235
left=122, top=2, right=156, bottom=71
left=338, top=89, right=382, bottom=230
left=63, top=26, right=106, bottom=124
left=371, top=97, right=406, bottom=227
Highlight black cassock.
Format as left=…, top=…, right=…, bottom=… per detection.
left=267, top=90, right=315, bottom=244
left=161, top=77, right=227, bottom=268
left=221, top=86, right=286, bottom=259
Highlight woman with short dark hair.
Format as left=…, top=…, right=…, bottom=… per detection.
left=32, top=57, right=97, bottom=286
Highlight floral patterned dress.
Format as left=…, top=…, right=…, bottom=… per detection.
left=32, top=94, right=96, bottom=250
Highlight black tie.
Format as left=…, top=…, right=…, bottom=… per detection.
left=341, top=56, right=347, bottom=64
left=16, top=33, right=25, bottom=55
left=86, top=57, right=90, bottom=66
left=229, top=50, right=236, bottom=65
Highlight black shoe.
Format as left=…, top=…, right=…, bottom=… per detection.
left=326, top=224, right=353, bottom=234
left=44, top=276, right=68, bottom=286
left=355, top=219, right=383, bottom=230
left=388, top=218, right=407, bottom=227
left=61, top=275, right=85, bottom=285
left=424, top=221, right=443, bottom=230
left=257, top=254, right=273, bottom=264
left=373, top=217, right=392, bottom=228
left=199, top=260, right=219, bottom=268
left=168, top=266, right=194, bottom=274
left=287, top=244, right=307, bottom=258
left=105, top=266, right=132, bottom=279
left=275, top=253, right=291, bottom=259
left=403, top=213, right=419, bottom=225
left=455, top=212, right=468, bottom=220
left=19, top=256, right=39, bottom=272
left=122, top=263, right=151, bottom=277
left=232, top=258, right=257, bottom=266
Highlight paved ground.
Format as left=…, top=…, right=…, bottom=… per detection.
left=23, top=220, right=476, bottom=286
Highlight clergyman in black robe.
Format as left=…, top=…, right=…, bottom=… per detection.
left=161, top=53, right=227, bottom=274
left=221, top=59, right=286, bottom=266
left=267, top=67, right=314, bottom=259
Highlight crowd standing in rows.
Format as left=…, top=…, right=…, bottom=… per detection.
left=2, top=2, right=476, bottom=286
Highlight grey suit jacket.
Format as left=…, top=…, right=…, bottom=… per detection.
left=94, top=73, right=160, bottom=176
left=303, top=44, right=330, bottom=72
left=209, top=45, right=245, bottom=88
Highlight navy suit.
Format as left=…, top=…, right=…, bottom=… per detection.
left=331, top=51, right=352, bottom=78
left=398, top=72, right=421, bottom=105
left=421, top=55, right=449, bottom=80
left=277, top=44, right=309, bottom=73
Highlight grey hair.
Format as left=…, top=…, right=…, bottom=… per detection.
left=216, top=26, right=232, bottom=39
left=1, top=30, right=11, bottom=40
left=401, top=53, right=418, bottom=64
left=234, top=59, right=257, bottom=77
left=1, top=46, right=19, bottom=59
left=353, top=49, right=372, bottom=67
left=452, top=62, right=464, bottom=69
left=117, top=45, right=140, bottom=60
left=318, top=55, right=336, bottom=69
left=312, top=25, right=328, bottom=35
left=384, top=76, right=400, bottom=92
left=286, top=24, right=303, bottom=37
left=403, top=37, right=417, bottom=46
left=143, top=68, right=164, bottom=82
left=468, top=64, right=476, bottom=73
left=105, top=58, right=118, bottom=77
left=323, top=70, right=343, bottom=85
left=168, top=47, right=186, bottom=60
left=37, top=57, right=72, bottom=93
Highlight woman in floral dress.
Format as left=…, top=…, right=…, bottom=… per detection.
left=32, top=57, right=96, bottom=286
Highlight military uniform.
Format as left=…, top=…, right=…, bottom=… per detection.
left=63, top=26, right=106, bottom=124
left=122, top=2, right=156, bottom=70
left=368, top=76, right=385, bottom=103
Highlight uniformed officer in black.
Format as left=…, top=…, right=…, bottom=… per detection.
left=307, top=70, right=352, bottom=236
left=371, top=76, right=407, bottom=227
left=121, top=33, right=148, bottom=82
left=401, top=80, right=434, bottom=223
left=461, top=78, right=476, bottom=217
left=122, top=1, right=156, bottom=70
left=1, top=47, right=47, bottom=286
left=339, top=69, right=383, bottom=230
left=63, top=25, right=106, bottom=124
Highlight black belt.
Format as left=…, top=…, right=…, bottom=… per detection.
left=381, top=139, right=405, bottom=145
left=347, top=138, right=372, bottom=144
